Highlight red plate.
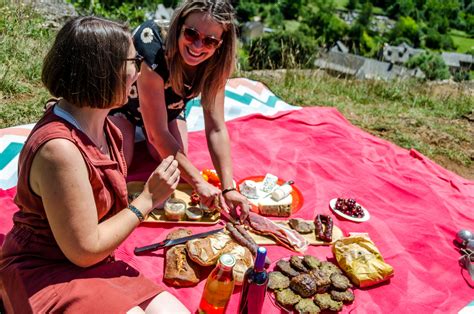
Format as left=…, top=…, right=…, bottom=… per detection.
left=237, top=176, right=304, bottom=215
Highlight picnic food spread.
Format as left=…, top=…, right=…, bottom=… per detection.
left=128, top=172, right=394, bottom=313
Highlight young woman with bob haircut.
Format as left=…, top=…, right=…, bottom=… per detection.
left=0, top=16, right=189, bottom=314
left=111, top=0, right=250, bottom=222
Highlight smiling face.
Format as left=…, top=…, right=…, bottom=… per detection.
left=178, top=12, right=224, bottom=68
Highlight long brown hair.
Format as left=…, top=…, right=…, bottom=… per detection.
left=166, top=0, right=236, bottom=108
left=42, top=16, right=130, bottom=108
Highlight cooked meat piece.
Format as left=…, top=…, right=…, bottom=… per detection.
left=309, top=270, right=331, bottom=293
left=276, top=259, right=300, bottom=277
left=290, top=256, right=309, bottom=272
left=165, top=228, right=192, bottom=240
left=289, top=218, right=315, bottom=234
left=303, top=255, right=321, bottom=270
left=319, top=261, right=342, bottom=276
left=295, top=298, right=321, bottom=314
left=268, top=271, right=290, bottom=290
left=330, top=273, right=352, bottom=291
left=330, top=289, right=355, bottom=303
left=290, top=274, right=318, bottom=298
left=275, top=288, right=302, bottom=307
left=314, top=293, right=343, bottom=311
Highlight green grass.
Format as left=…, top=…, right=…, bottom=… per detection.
left=450, top=29, right=474, bottom=53
left=243, top=70, right=473, bottom=170
left=1, top=3, right=473, bottom=177
left=0, top=4, right=54, bottom=127
left=334, top=0, right=348, bottom=9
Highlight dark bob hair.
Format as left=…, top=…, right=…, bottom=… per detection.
left=42, top=16, right=130, bottom=109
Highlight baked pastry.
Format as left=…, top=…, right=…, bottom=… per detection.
left=314, top=293, right=343, bottom=311
left=186, top=232, right=233, bottom=266
left=289, top=218, right=315, bottom=234
left=303, top=255, right=321, bottom=270
left=330, top=289, right=355, bottom=303
left=276, top=259, right=300, bottom=277
left=163, top=244, right=200, bottom=287
left=290, top=256, right=309, bottom=272
left=275, top=288, right=301, bottom=307
left=166, top=228, right=192, bottom=240
left=290, top=273, right=318, bottom=298
left=330, top=273, right=352, bottom=291
left=295, top=298, right=321, bottom=314
left=268, top=271, right=290, bottom=290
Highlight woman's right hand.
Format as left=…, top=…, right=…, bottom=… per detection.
left=142, top=155, right=180, bottom=212
left=194, top=179, right=223, bottom=208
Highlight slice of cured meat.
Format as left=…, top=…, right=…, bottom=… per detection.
left=246, top=212, right=308, bottom=252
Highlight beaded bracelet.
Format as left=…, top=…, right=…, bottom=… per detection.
left=222, top=187, right=237, bottom=195
left=128, top=204, right=145, bottom=222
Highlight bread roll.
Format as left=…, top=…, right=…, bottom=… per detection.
left=186, top=232, right=234, bottom=266
left=163, top=244, right=200, bottom=287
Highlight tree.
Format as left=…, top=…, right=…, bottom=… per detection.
left=422, top=0, right=461, bottom=33
left=247, top=29, right=318, bottom=69
left=406, top=51, right=450, bottom=80
left=388, top=16, right=422, bottom=47
left=387, top=0, right=416, bottom=19
left=299, top=0, right=348, bottom=47
left=347, top=0, right=358, bottom=11
left=278, top=0, right=304, bottom=20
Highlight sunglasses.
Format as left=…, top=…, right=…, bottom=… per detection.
left=125, top=54, right=144, bottom=72
left=182, top=26, right=222, bottom=49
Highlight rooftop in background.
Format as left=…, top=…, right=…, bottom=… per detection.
left=315, top=50, right=425, bottom=80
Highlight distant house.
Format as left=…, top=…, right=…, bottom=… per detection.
left=315, top=51, right=425, bottom=80
left=441, top=52, right=473, bottom=72
left=382, top=43, right=424, bottom=64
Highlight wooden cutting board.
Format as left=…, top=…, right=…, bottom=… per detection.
left=248, top=220, right=344, bottom=246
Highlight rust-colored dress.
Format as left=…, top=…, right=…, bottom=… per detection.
left=0, top=107, right=163, bottom=313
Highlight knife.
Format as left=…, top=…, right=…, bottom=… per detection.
left=134, top=227, right=224, bottom=255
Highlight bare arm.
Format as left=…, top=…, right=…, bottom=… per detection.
left=30, top=139, right=179, bottom=267
left=137, top=65, right=220, bottom=207
left=203, top=88, right=250, bottom=221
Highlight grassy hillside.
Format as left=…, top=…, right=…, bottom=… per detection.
left=450, top=30, right=474, bottom=53
left=1, top=3, right=473, bottom=179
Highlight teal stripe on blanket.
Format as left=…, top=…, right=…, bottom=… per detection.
left=0, top=142, right=23, bottom=170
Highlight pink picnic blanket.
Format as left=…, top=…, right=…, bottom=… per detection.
left=1, top=107, right=473, bottom=313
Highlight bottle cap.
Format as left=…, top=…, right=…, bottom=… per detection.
left=254, top=247, right=267, bottom=270
left=219, top=253, right=236, bottom=269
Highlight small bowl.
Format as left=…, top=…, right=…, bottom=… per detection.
left=164, top=198, right=187, bottom=221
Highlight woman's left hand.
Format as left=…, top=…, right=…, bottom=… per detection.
left=222, top=190, right=250, bottom=223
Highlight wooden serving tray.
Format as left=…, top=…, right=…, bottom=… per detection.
left=248, top=220, right=343, bottom=246
left=127, top=181, right=220, bottom=225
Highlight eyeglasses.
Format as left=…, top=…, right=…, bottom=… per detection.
left=125, top=54, right=144, bottom=72
left=182, top=26, right=222, bottom=49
